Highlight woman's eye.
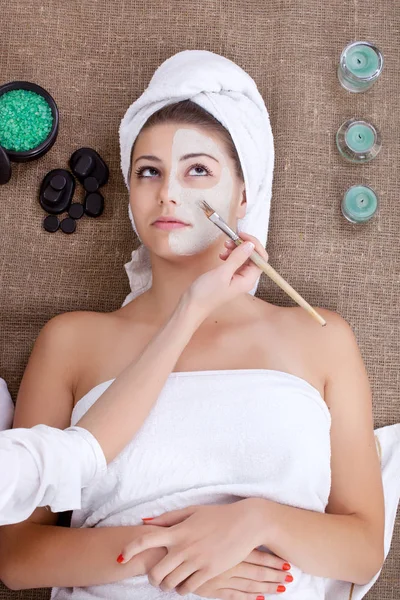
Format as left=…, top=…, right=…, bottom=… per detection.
left=135, top=163, right=212, bottom=179
left=188, top=164, right=212, bottom=176
left=135, top=167, right=158, bottom=178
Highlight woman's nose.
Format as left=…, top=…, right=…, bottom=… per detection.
left=157, top=173, right=181, bottom=206
left=158, top=195, right=178, bottom=206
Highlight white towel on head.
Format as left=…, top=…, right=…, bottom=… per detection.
left=0, top=377, right=14, bottom=431
left=119, top=49, right=274, bottom=306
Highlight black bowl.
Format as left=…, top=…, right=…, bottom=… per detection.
left=0, top=80, right=59, bottom=163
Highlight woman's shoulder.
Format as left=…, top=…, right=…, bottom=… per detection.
left=35, top=310, right=124, bottom=376
left=253, top=300, right=357, bottom=380
left=41, top=308, right=122, bottom=339
left=255, top=299, right=350, bottom=333
left=286, top=305, right=355, bottom=342
left=270, top=304, right=355, bottom=348
left=278, top=305, right=360, bottom=380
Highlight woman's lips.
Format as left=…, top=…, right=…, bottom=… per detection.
left=152, top=220, right=190, bottom=230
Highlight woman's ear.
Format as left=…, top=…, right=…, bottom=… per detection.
left=236, top=187, right=247, bottom=220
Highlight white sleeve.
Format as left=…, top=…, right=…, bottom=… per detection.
left=0, top=425, right=107, bottom=525
left=0, top=378, right=14, bottom=431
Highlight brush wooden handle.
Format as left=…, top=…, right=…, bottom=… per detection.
left=236, top=240, right=326, bottom=327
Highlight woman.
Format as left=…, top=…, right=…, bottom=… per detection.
left=0, top=50, right=384, bottom=600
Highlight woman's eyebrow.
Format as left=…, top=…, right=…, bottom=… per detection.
left=180, top=153, right=219, bottom=163
left=134, top=153, right=219, bottom=164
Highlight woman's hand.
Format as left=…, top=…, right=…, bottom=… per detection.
left=181, top=232, right=268, bottom=324
left=117, top=500, right=281, bottom=594
left=195, top=549, right=292, bottom=599
left=113, top=525, right=167, bottom=577
left=132, top=527, right=292, bottom=599
left=218, top=231, right=268, bottom=266
left=129, top=528, right=293, bottom=599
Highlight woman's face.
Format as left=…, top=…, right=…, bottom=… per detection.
left=129, top=123, right=246, bottom=257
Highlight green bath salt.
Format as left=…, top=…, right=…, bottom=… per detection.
left=0, top=89, right=53, bottom=152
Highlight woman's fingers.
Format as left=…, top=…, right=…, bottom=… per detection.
left=196, top=576, right=287, bottom=599
left=214, top=577, right=287, bottom=594
left=237, top=232, right=269, bottom=262
left=244, top=549, right=290, bottom=571
left=222, top=241, right=255, bottom=276
left=221, top=234, right=268, bottom=264
left=193, top=549, right=293, bottom=599
left=219, top=246, right=231, bottom=260
left=119, top=531, right=168, bottom=563
left=232, top=561, right=291, bottom=585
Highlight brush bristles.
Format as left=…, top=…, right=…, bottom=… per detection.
left=198, top=199, right=215, bottom=217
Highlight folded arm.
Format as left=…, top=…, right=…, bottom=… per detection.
left=0, top=520, right=135, bottom=590
left=250, top=498, right=381, bottom=585
left=251, top=310, right=385, bottom=585
left=0, top=519, right=165, bottom=590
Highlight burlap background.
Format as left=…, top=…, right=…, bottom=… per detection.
left=0, top=0, right=398, bottom=598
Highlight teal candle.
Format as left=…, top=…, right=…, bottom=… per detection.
left=336, top=119, right=381, bottom=163
left=341, top=185, right=378, bottom=223
left=345, top=122, right=375, bottom=152
left=338, top=41, right=383, bottom=92
left=346, top=45, right=379, bottom=77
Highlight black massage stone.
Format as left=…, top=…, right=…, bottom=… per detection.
left=84, top=191, right=104, bottom=217
left=43, top=214, right=60, bottom=233
left=39, top=169, right=75, bottom=214
left=60, top=217, right=76, bottom=234
left=83, top=176, right=100, bottom=192
left=68, top=203, right=84, bottom=220
left=69, top=147, right=109, bottom=188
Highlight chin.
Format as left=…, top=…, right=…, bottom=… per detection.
left=148, top=241, right=213, bottom=261
left=161, top=248, right=200, bottom=260
left=144, top=239, right=188, bottom=260
left=142, top=228, right=220, bottom=259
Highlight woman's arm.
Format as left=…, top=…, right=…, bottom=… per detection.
left=0, top=297, right=202, bottom=526
left=249, top=310, right=385, bottom=585
left=0, top=522, right=164, bottom=590
left=75, top=297, right=203, bottom=462
left=0, top=240, right=259, bottom=590
left=0, top=302, right=200, bottom=589
left=247, top=500, right=381, bottom=586
left=119, top=309, right=384, bottom=593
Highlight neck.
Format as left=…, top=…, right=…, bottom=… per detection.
left=137, top=241, right=251, bottom=326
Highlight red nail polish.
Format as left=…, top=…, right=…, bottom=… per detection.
left=282, top=562, right=291, bottom=570
left=277, top=585, right=286, bottom=593
left=256, top=596, right=264, bottom=600
left=285, top=574, right=293, bottom=582
left=116, top=554, right=124, bottom=563
left=142, top=517, right=154, bottom=521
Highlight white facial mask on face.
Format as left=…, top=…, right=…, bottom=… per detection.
left=166, top=128, right=234, bottom=255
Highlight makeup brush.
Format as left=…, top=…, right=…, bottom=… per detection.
left=198, top=200, right=327, bottom=327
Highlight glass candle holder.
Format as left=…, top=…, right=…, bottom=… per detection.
left=341, top=185, right=378, bottom=224
left=336, top=119, right=381, bottom=164
left=338, top=41, right=384, bottom=93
